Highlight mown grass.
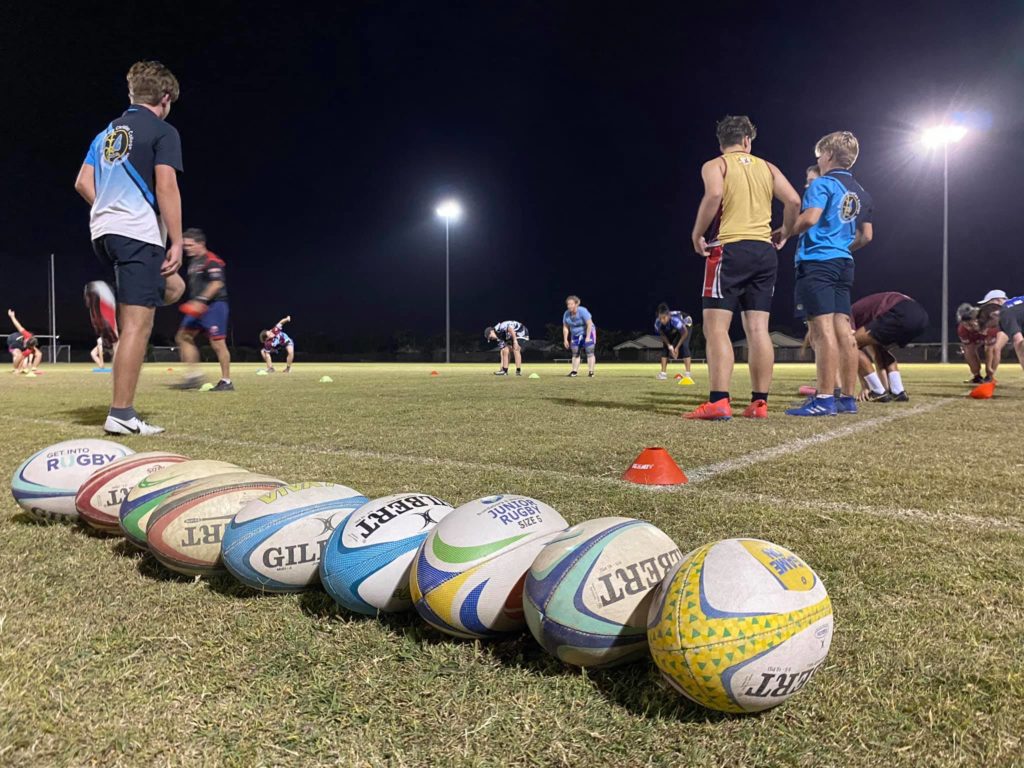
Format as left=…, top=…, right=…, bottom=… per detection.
left=1, top=362, right=1021, bottom=767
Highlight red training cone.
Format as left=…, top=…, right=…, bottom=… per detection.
left=623, top=447, right=688, bottom=486
left=674, top=373, right=683, bottom=380
left=430, top=371, right=440, bottom=376
left=969, top=381, right=995, bottom=399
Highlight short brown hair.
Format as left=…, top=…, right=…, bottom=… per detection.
left=806, top=164, right=821, bottom=177
left=716, top=116, right=757, bottom=148
left=815, top=131, right=860, bottom=169
left=978, top=303, right=1001, bottom=329
left=566, top=295, right=580, bottom=304
left=127, top=61, right=180, bottom=106
left=183, top=227, right=206, bottom=244
left=259, top=330, right=271, bottom=343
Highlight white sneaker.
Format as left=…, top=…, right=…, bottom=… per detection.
left=104, top=415, right=165, bottom=436
left=656, top=372, right=668, bottom=380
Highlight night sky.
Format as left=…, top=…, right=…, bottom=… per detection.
left=4, top=2, right=1023, bottom=349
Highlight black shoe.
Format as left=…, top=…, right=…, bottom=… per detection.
left=567, top=371, right=578, bottom=378
left=982, top=375, right=993, bottom=383
left=865, top=391, right=892, bottom=403
left=171, top=375, right=204, bottom=390
left=588, top=372, right=594, bottom=378
left=212, top=380, right=235, bottom=392
left=494, top=370, right=508, bottom=376
left=515, top=369, right=522, bottom=376
left=968, top=375, right=984, bottom=384
left=892, top=391, right=909, bottom=402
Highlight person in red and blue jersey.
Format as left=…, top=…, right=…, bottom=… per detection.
left=785, top=132, right=874, bottom=417
left=654, top=304, right=693, bottom=381
left=174, top=228, right=233, bottom=391
left=562, top=296, right=596, bottom=378
left=74, top=61, right=187, bottom=435
left=260, top=316, right=295, bottom=373
left=978, top=295, right=1024, bottom=378
left=6, top=310, right=40, bottom=373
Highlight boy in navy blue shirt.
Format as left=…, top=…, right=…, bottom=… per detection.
left=785, top=132, right=874, bottom=417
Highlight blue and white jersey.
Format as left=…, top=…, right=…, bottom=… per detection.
left=1004, top=295, right=1024, bottom=309
left=495, top=320, right=527, bottom=339
left=796, top=170, right=873, bottom=263
left=83, top=105, right=183, bottom=247
left=654, top=311, right=691, bottom=335
left=562, top=307, right=593, bottom=338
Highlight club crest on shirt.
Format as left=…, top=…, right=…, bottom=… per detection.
left=103, top=126, right=133, bottom=163
left=839, top=191, right=861, bottom=222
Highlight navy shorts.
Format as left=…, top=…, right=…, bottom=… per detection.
left=179, top=300, right=230, bottom=341
left=794, top=258, right=854, bottom=318
left=999, top=304, right=1024, bottom=338
left=662, top=330, right=691, bottom=358
left=570, top=330, right=596, bottom=355
left=93, top=234, right=166, bottom=308
left=867, top=299, right=930, bottom=348
left=702, top=241, right=777, bottom=313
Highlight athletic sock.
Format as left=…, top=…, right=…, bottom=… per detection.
left=516, top=368, right=521, bottom=374
left=888, top=371, right=904, bottom=394
left=109, top=406, right=137, bottom=421
left=752, top=391, right=768, bottom=403
left=221, top=379, right=231, bottom=384
left=816, top=394, right=835, bottom=401
left=865, top=372, right=886, bottom=394
left=710, top=391, right=729, bottom=403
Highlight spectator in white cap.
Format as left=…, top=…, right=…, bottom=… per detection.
left=979, top=290, right=1008, bottom=305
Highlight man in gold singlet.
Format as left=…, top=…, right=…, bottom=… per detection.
left=685, top=115, right=800, bottom=421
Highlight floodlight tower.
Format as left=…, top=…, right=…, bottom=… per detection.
left=922, top=124, right=967, bottom=364
left=435, top=199, right=462, bottom=364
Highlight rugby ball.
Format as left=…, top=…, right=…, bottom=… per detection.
left=222, top=482, right=368, bottom=593
left=409, top=495, right=568, bottom=639
left=647, top=538, right=833, bottom=713
left=146, top=472, right=286, bottom=577
left=75, top=452, right=189, bottom=533
left=524, top=517, right=681, bottom=668
left=321, top=493, right=454, bottom=614
left=11, top=439, right=134, bottom=523
left=118, top=460, right=241, bottom=549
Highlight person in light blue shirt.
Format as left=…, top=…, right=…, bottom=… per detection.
left=562, top=295, right=596, bottom=378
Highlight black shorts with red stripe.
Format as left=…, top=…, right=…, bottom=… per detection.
left=702, top=240, right=777, bottom=313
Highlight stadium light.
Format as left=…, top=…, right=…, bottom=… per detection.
left=435, top=199, right=462, bottom=364
left=921, top=123, right=968, bottom=364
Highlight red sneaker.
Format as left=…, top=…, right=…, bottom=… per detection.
left=683, top=399, right=732, bottom=421
left=742, top=399, right=769, bottom=419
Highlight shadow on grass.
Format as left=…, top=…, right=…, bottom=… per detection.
left=57, top=404, right=110, bottom=426
left=588, top=664, right=736, bottom=722
left=545, top=396, right=700, bottom=415
left=135, top=553, right=194, bottom=583
left=111, top=539, right=148, bottom=560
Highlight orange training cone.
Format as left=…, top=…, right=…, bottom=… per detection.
left=674, top=373, right=683, bottom=380
left=430, top=371, right=440, bottom=376
left=623, top=447, right=688, bottom=486
left=969, top=381, right=995, bottom=399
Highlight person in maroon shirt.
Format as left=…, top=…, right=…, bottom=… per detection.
left=956, top=303, right=998, bottom=384
left=850, top=292, right=929, bottom=402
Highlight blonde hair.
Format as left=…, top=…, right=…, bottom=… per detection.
left=815, top=131, right=859, bottom=169
left=127, top=61, right=180, bottom=106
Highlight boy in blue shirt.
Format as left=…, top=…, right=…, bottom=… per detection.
left=562, top=295, right=596, bottom=378
left=785, top=131, right=874, bottom=417
left=654, top=303, right=694, bottom=382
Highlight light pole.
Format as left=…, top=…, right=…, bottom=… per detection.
left=922, top=124, right=967, bottom=363
left=435, top=199, right=462, bottom=364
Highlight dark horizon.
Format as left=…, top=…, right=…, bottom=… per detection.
left=4, top=3, right=1023, bottom=351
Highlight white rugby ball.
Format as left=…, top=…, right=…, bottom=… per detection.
left=11, top=439, right=134, bottom=523
left=409, top=494, right=568, bottom=639
left=222, top=482, right=368, bottom=593
left=75, top=452, right=189, bottom=533
left=321, top=493, right=454, bottom=614
left=146, top=472, right=287, bottom=577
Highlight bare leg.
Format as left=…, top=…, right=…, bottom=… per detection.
left=683, top=356, right=692, bottom=374
left=512, top=346, right=522, bottom=370
left=586, top=352, right=596, bottom=375
left=741, top=310, right=774, bottom=395
left=702, top=308, right=735, bottom=393
left=571, top=354, right=580, bottom=374
left=261, top=350, right=274, bottom=370
left=113, top=305, right=155, bottom=409
left=176, top=329, right=201, bottom=372
left=834, top=314, right=858, bottom=396
left=1012, top=332, right=1024, bottom=372
left=209, top=338, right=231, bottom=381
left=963, top=344, right=981, bottom=378
left=807, top=314, right=838, bottom=395
left=660, top=356, right=669, bottom=374
left=500, top=347, right=510, bottom=370
left=285, top=344, right=294, bottom=370
left=91, top=346, right=102, bottom=367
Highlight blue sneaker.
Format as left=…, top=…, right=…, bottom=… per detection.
left=785, top=396, right=837, bottom=417
left=836, top=395, right=858, bottom=414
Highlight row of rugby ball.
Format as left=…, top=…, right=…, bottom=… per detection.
left=10, top=438, right=834, bottom=714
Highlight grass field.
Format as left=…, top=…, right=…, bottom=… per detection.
left=1, top=362, right=1022, bottom=768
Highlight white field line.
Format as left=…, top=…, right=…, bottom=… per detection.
left=5, top=397, right=1017, bottom=533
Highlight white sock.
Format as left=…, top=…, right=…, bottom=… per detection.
left=888, top=371, right=904, bottom=394
left=865, top=372, right=885, bottom=394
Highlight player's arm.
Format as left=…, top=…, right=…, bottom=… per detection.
left=7, top=309, right=26, bottom=334
left=851, top=222, right=873, bottom=252
left=278, top=316, right=291, bottom=326
left=768, top=163, right=801, bottom=246
left=562, top=322, right=570, bottom=349
left=74, top=164, right=96, bottom=205
left=691, top=159, right=725, bottom=256
left=155, top=165, right=183, bottom=277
